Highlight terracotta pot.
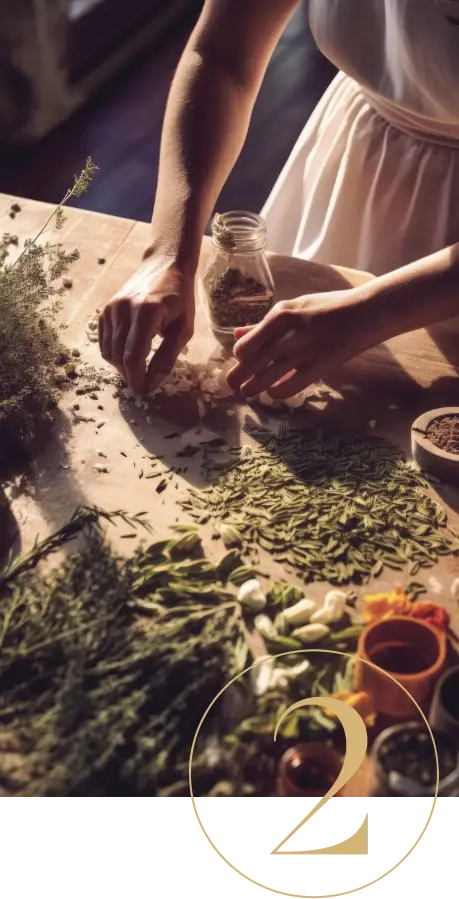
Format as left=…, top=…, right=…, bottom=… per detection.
left=277, top=743, right=344, bottom=797
left=429, top=664, right=459, bottom=740
left=355, top=616, right=447, bottom=718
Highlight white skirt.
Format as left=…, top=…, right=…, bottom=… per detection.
left=262, top=72, right=459, bottom=276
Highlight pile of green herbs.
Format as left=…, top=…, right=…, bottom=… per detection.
left=0, top=160, right=96, bottom=475
left=0, top=509, right=246, bottom=797
left=183, top=425, right=459, bottom=585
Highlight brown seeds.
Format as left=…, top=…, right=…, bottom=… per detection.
left=206, top=267, right=273, bottom=330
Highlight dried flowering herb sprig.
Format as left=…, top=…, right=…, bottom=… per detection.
left=0, top=159, right=97, bottom=475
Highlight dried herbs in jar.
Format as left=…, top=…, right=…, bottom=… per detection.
left=199, top=211, right=275, bottom=343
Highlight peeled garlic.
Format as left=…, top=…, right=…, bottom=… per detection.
left=309, top=589, right=347, bottom=625
left=286, top=659, right=311, bottom=679
left=251, top=656, right=275, bottom=696
left=237, top=579, right=267, bottom=612
left=254, top=614, right=277, bottom=641
left=293, top=623, right=330, bottom=644
left=283, top=598, right=317, bottom=627
left=323, top=589, right=347, bottom=623
left=251, top=656, right=311, bottom=697
left=451, top=578, right=459, bottom=601
left=310, top=607, right=332, bottom=625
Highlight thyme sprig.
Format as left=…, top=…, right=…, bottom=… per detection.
left=0, top=159, right=97, bottom=474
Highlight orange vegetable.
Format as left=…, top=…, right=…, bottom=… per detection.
left=409, top=601, right=450, bottom=632
left=324, top=690, right=376, bottom=728
left=363, top=587, right=411, bottom=623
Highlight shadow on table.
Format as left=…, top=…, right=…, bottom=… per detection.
left=0, top=486, right=21, bottom=562
left=116, top=382, right=244, bottom=494
left=6, top=410, right=90, bottom=560
left=116, top=336, right=458, bottom=496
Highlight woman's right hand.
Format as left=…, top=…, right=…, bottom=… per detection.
left=98, top=255, right=195, bottom=395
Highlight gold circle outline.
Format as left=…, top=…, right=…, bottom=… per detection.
left=188, top=649, right=439, bottom=898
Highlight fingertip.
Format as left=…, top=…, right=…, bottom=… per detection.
left=233, top=340, right=248, bottom=363
left=225, top=363, right=241, bottom=388
left=233, top=326, right=252, bottom=340
left=123, top=361, right=145, bottom=395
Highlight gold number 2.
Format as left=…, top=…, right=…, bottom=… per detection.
left=272, top=697, right=368, bottom=855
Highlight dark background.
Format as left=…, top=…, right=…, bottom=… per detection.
left=0, top=1, right=335, bottom=222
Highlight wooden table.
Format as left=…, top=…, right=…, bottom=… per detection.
left=2, top=193, right=459, bottom=796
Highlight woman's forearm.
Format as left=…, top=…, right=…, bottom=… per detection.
left=356, top=243, right=459, bottom=341
left=147, top=0, right=300, bottom=275
left=149, top=49, right=254, bottom=274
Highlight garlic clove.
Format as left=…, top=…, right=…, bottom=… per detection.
left=323, top=589, right=348, bottom=623
left=310, top=607, right=332, bottom=625
left=250, top=656, right=275, bottom=696
left=237, top=578, right=267, bottom=612
left=283, top=598, right=318, bottom=627
left=254, top=614, right=277, bottom=641
left=293, top=623, right=330, bottom=644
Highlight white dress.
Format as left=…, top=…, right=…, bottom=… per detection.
left=262, top=0, right=459, bottom=275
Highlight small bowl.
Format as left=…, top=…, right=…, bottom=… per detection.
left=371, top=721, right=459, bottom=796
left=412, top=406, right=459, bottom=485
left=355, top=616, right=447, bottom=718
left=429, top=664, right=459, bottom=740
left=277, top=743, right=344, bottom=797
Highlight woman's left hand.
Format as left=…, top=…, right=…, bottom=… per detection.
left=227, top=289, right=373, bottom=398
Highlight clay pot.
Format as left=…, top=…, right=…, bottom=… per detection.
left=429, top=664, right=459, bottom=740
left=355, top=616, right=447, bottom=718
left=277, top=743, right=344, bottom=797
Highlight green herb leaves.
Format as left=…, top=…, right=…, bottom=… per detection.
left=182, top=426, right=459, bottom=585
left=0, top=511, right=240, bottom=797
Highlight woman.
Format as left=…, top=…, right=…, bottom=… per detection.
left=99, top=0, right=459, bottom=399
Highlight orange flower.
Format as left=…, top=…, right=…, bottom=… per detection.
left=324, top=690, right=376, bottom=727
left=409, top=601, right=450, bottom=632
left=363, top=587, right=411, bottom=623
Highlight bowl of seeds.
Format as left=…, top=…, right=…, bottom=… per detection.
left=371, top=721, right=459, bottom=796
left=412, top=406, right=459, bottom=485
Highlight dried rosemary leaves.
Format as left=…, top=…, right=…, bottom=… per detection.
left=0, top=510, right=242, bottom=797
left=182, top=425, right=459, bottom=585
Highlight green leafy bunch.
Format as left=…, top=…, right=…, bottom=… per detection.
left=0, top=159, right=97, bottom=475
left=0, top=510, right=242, bottom=797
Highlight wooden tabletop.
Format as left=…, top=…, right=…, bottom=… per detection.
left=2, top=193, right=459, bottom=797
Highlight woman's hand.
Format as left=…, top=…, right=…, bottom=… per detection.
left=98, top=256, right=195, bottom=394
left=227, top=289, right=372, bottom=398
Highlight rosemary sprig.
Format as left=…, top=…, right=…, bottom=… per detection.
left=0, top=505, right=151, bottom=587
left=0, top=508, right=242, bottom=796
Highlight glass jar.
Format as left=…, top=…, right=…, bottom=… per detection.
left=199, top=211, right=275, bottom=346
